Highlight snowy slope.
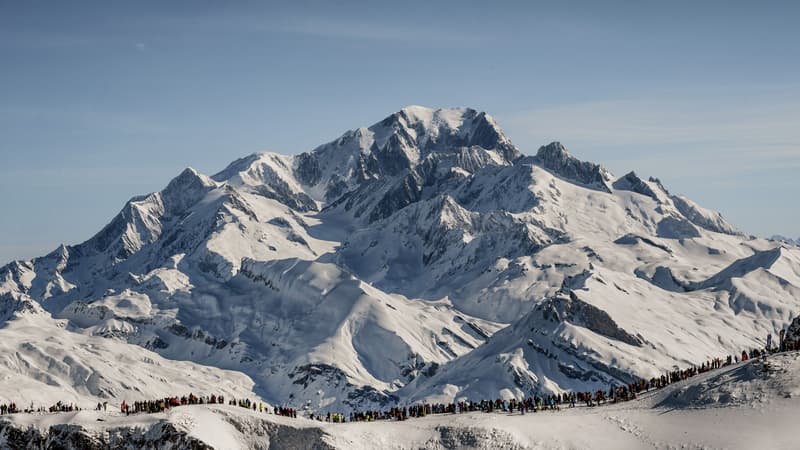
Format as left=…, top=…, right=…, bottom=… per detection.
left=4, top=353, right=800, bottom=449
left=2, top=105, right=800, bottom=414
left=0, top=292, right=258, bottom=409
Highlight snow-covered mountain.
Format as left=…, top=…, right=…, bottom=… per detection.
left=770, top=235, right=799, bottom=247
left=2, top=105, right=799, bottom=413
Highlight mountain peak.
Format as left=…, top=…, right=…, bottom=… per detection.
left=394, top=105, right=475, bottom=130
left=161, top=167, right=216, bottom=215
left=612, top=171, right=667, bottom=202
left=532, top=142, right=612, bottom=192
left=211, top=153, right=264, bottom=183
left=372, top=106, right=517, bottom=156
left=296, top=106, right=520, bottom=203
left=535, top=141, right=570, bottom=158
left=166, top=167, right=215, bottom=192
left=398, top=104, right=457, bottom=117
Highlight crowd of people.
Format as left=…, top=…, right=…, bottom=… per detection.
left=0, top=344, right=793, bottom=424
left=0, top=402, right=18, bottom=415
left=121, top=393, right=230, bottom=415
left=225, top=396, right=297, bottom=418
left=313, top=347, right=780, bottom=423
left=1, top=401, right=80, bottom=415
left=49, top=401, right=80, bottom=413
left=115, top=393, right=298, bottom=419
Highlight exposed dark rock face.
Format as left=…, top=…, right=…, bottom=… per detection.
left=532, top=142, right=611, bottom=192
left=656, top=217, right=701, bottom=239
left=671, top=195, right=740, bottom=235
left=368, top=173, right=424, bottom=223
left=0, top=421, right=212, bottom=450
left=161, top=168, right=215, bottom=217
left=465, top=112, right=521, bottom=163
left=614, top=234, right=673, bottom=254
left=307, top=107, right=522, bottom=214
left=785, top=315, right=800, bottom=342
left=294, top=152, right=321, bottom=186
left=612, top=171, right=661, bottom=201
left=435, top=425, right=526, bottom=450
left=538, top=292, right=643, bottom=347
left=289, top=363, right=351, bottom=389
left=0, top=292, right=41, bottom=323
left=252, top=184, right=317, bottom=213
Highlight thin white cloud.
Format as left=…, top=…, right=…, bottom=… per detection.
left=508, top=91, right=800, bottom=148
left=155, top=12, right=490, bottom=47
left=266, top=16, right=488, bottom=45
left=503, top=84, right=800, bottom=178
left=0, top=106, right=167, bottom=135
left=0, top=29, right=96, bottom=49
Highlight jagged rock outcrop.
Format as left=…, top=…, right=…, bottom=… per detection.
left=656, top=216, right=701, bottom=239
left=0, top=420, right=212, bottom=450
left=0, top=292, right=43, bottom=323
left=531, top=142, right=612, bottom=192
left=538, top=291, right=643, bottom=347
left=785, top=315, right=800, bottom=342
left=612, top=171, right=662, bottom=201
left=297, top=106, right=521, bottom=207
left=671, top=194, right=740, bottom=235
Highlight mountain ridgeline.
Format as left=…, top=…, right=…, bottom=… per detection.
left=2, top=106, right=799, bottom=411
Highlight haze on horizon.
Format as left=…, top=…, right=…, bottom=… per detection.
left=1, top=0, right=799, bottom=265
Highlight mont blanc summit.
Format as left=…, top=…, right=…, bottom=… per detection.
left=2, top=106, right=799, bottom=415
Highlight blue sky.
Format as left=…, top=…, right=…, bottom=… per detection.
left=1, top=1, right=799, bottom=264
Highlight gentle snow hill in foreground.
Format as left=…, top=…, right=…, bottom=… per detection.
left=1, top=105, right=800, bottom=413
